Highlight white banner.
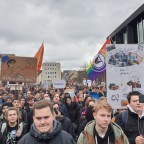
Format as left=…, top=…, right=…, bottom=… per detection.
left=106, top=44, right=144, bottom=109
left=53, top=80, right=66, bottom=89
left=83, top=80, right=92, bottom=87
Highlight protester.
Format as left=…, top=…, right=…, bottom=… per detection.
left=115, top=91, right=144, bottom=144
left=1, top=107, right=27, bottom=144
left=52, top=92, right=69, bottom=117
left=18, top=99, right=76, bottom=144
left=25, top=95, right=35, bottom=131
left=0, top=102, right=13, bottom=126
left=43, top=93, right=51, bottom=101
left=20, top=96, right=26, bottom=110
left=77, top=106, right=94, bottom=137
left=77, top=100, right=129, bottom=144
left=12, top=98, right=27, bottom=123
left=53, top=102, right=74, bottom=137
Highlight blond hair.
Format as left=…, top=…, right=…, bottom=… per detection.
left=5, top=107, right=20, bottom=120
left=93, top=100, right=112, bottom=113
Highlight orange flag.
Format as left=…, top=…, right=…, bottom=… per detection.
left=34, top=43, right=44, bottom=75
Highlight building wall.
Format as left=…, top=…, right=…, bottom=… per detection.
left=109, top=4, right=144, bottom=44
left=42, top=62, right=61, bottom=83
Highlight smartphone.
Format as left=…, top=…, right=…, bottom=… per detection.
left=139, top=94, right=144, bottom=103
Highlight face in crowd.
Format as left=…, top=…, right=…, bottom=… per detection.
left=13, top=100, right=19, bottom=108
left=129, top=95, right=144, bottom=112
left=53, top=93, right=60, bottom=103
left=2, top=106, right=9, bottom=114
left=33, top=106, right=55, bottom=133
left=93, top=101, right=112, bottom=130
left=66, top=97, right=72, bottom=106
left=93, top=107, right=111, bottom=129
left=6, top=109, right=18, bottom=124
left=78, top=94, right=84, bottom=102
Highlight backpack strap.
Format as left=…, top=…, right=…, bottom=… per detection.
left=121, top=110, right=128, bottom=129
left=1, top=122, right=6, bottom=134
left=1, top=122, right=24, bottom=135
left=19, top=122, right=24, bottom=132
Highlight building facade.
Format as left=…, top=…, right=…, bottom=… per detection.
left=108, top=3, right=144, bottom=44
left=42, top=62, right=61, bottom=83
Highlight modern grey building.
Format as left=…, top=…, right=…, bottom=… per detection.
left=108, top=3, right=144, bottom=44
left=42, top=62, right=61, bottom=83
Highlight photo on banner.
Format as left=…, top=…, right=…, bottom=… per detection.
left=106, top=44, right=144, bottom=109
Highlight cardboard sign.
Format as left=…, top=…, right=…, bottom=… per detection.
left=0, top=55, right=37, bottom=83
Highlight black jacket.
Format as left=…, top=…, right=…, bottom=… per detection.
left=56, top=115, right=74, bottom=137
left=18, top=120, right=76, bottom=144
left=0, top=131, right=2, bottom=143
left=115, top=107, right=144, bottom=144
left=65, top=102, right=80, bottom=124
left=1, top=122, right=27, bottom=144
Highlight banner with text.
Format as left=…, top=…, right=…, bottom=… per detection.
left=106, top=44, right=144, bottom=109
left=53, top=80, right=66, bottom=89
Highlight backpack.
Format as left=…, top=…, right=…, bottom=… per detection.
left=121, top=110, right=128, bottom=129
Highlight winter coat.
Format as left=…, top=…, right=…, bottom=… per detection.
left=115, top=106, right=144, bottom=144
left=59, top=103, right=69, bottom=117
left=0, top=131, right=2, bottom=143
left=18, top=120, right=76, bottom=144
left=66, top=102, right=80, bottom=124
left=56, top=115, right=74, bottom=137
left=77, top=120, right=129, bottom=144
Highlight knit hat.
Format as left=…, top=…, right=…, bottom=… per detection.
left=2, top=102, right=13, bottom=109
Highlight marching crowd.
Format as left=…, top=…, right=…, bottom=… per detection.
left=0, top=85, right=144, bottom=144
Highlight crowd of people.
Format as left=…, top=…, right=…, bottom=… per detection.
left=0, top=85, right=143, bottom=144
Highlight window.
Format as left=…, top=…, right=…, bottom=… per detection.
left=123, top=32, right=127, bottom=44
left=137, top=19, right=144, bottom=43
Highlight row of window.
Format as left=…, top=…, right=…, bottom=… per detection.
left=137, top=18, right=144, bottom=43
left=45, top=68, right=56, bottom=70
left=44, top=64, right=57, bottom=66
left=45, top=72, right=57, bottom=74
left=48, top=76, right=57, bottom=78
left=111, top=15, right=144, bottom=44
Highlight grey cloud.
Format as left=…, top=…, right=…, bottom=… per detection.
left=0, top=0, right=143, bottom=70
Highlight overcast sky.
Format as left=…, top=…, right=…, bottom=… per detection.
left=0, top=0, right=143, bottom=71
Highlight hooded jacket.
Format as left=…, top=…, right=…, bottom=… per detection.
left=77, top=120, right=129, bottom=144
left=18, top=120, right=76, bottom=144
left=56, top=113, right=74, bottom=137
left=115, top=105, right=144, bottom=144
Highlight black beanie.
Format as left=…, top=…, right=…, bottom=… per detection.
left=2, top=102, right=13, bottom=109
left=86, top=106, right=94, bottom=122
